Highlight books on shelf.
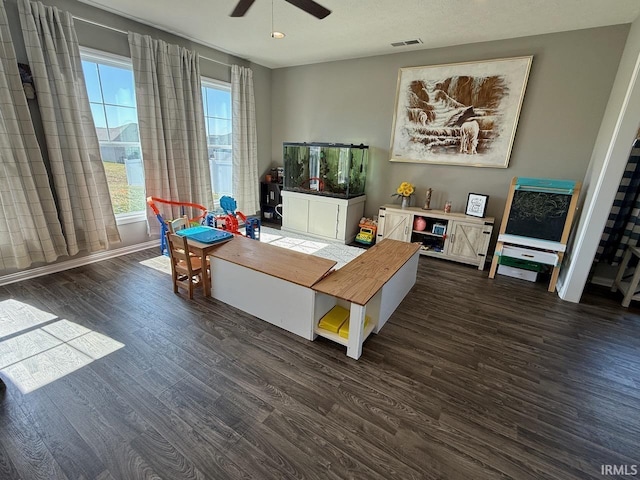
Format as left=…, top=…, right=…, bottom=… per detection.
left=318, top=306, right=350, bottom=333
left=318, top=305, right=372, bottom=339
left=339, top=316, right=371, bottom=339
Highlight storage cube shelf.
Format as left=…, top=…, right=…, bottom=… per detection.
left=377, top=205, right=494, bottom=270
left=314, top=315, right=376, bottom=347
left=318, top=306, right=350, bottom=333
left=260, top=181, right=283, bottom=225
left=339, top=316, right=371, bottom=339
left=315, top=306, right=373, bottom=346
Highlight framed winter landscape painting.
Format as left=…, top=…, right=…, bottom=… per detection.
left=389, top=56, right=532, bottom=167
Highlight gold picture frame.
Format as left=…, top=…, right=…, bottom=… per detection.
left=389, top=56, right=532, bottom=168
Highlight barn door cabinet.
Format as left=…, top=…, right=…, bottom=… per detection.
left=377, top=205, right=494, bottom=270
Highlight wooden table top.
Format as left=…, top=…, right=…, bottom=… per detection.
left=209, top=235, right=337, bottom=288
left=312, top=239, right=420, bottom=305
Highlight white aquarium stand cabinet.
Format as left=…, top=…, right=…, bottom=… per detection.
left=281, top=190, right=366, bottom=244
left=377, top=204, right=494, bottom=270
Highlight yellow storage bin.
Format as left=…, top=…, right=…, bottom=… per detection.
left=339, top=316, right=371, bottom=339
left=318, top=306, right=349, bottom=333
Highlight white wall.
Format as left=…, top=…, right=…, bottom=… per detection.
left=559, top=16, right=640, bottom=302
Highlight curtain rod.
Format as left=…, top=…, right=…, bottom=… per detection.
left=72, top=15, right=233, bottom=68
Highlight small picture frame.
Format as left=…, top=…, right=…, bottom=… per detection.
left=465, top=193, right=489, bottom=217
left=432, top=223, right=447, bottom=236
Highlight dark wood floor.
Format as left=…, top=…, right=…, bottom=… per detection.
left=1, top=249, right=640, bottom=480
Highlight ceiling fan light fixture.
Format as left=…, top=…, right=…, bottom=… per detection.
left=231, top=0, right=331, bottom=19
left=270, top=0, right=285, bottom=39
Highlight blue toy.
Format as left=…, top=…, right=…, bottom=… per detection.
left=203, top=211, right=217, bottom=227
left=245, top=217, right=261, bottom=241
left=220, top=196, right=238, bottom=215
left=216, top=195, right=261, bottom=240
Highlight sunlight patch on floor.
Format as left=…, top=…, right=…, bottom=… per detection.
left=139, top=255, right=172, bottom=274
left=259, top=231, right=283, bottom=243
left=269, top=237, right=328, bottom=255
left=0, top=299, right=57, bottom=338
left=0, top=302, right=124, bottom=394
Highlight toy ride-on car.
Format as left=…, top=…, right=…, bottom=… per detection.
left=355, top=226, right=376, bottom=245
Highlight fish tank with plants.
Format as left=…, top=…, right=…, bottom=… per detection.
left=283, top=142, right=368, bottom=198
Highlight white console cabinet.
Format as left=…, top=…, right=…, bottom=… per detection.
left=281, top=190, right=366, bottom=244
left=377, top=205, right=494, bottom=270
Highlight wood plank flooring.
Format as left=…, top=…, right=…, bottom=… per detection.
left=1, top=249, right=639, bottom=479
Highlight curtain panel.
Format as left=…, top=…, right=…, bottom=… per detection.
left=231, top=65, right=259, bottom=215
left=0, top=1, right=67, bottom=270
left=128, top=32, right=211, bottom=233
left=18, top=0, right=120, bottom=256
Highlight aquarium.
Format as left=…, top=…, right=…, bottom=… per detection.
left=283, top=142, right=368, bottom=198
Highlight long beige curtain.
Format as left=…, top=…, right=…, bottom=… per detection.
left=128, top=32, right=212, bottom=233
left=231, top=65, right=259, bottom=215
left=18, top=0, right=120, bottom=256
left=0, top=1, right=67, bottom=270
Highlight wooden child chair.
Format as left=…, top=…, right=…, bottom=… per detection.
left=168, top=215, right=189, bottom=233
left=165, top=231, right=209, bottom=299
left=167, top=214, right=200, bottom=261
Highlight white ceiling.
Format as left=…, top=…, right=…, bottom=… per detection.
left=80, top=0, right=640, bottom=68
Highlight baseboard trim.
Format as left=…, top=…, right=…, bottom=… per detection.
left=0, top=240, right=159, bottom=287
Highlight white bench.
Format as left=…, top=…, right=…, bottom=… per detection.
left=312, top=240, right=420, bottom=359
left=209, top=236, right=336, bottom=340
left=208, top=237, right=420, bottom=360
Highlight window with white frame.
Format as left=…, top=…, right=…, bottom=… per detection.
left=80, top=49, right=145, bottom=217
left=202, top=79, right=232, bottom=203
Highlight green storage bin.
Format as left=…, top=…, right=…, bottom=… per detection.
left=498, top=255, right=545, bottom=272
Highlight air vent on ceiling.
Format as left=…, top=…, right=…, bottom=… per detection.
left=391, top=39, right=423, bottom=47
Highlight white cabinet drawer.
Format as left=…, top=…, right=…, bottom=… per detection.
left=497, top=264, right=539, bottom=282
left=501, top=246, right=558, bottom=266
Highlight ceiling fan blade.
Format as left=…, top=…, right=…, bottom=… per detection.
left=230, top=0, right=257, bottom=17
left=285, top=0, right=331, bottom=19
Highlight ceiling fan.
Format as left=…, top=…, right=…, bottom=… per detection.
left=230, top=0, right=331, bottom=19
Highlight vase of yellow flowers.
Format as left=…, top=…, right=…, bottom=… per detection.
left=393, top=181, right=415, bottom=208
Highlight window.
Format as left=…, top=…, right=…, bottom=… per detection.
left=202, top=79, right=232, bottom=203
left=81, top=49, right=145, bottom=217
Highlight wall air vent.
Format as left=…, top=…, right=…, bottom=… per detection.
left=391, top=39, right=423, bottom=47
